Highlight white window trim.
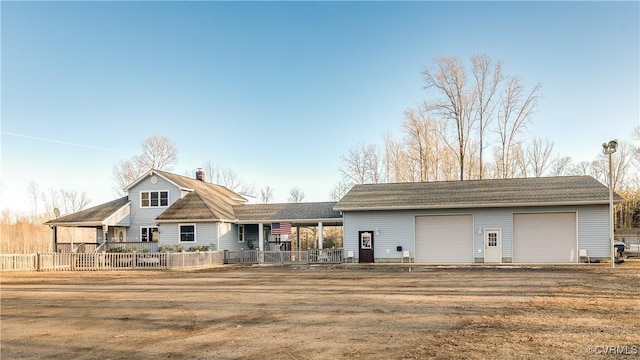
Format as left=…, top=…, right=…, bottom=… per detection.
left=139, top=190, right=170, bottom=208
left=140, top=226, right=159, bottom=242
left=179, top=223, right=196, bottom=243
left=238, top=225, right=245, bottom=243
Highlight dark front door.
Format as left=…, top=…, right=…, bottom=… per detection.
left=358, top=231, right=374, bottom=263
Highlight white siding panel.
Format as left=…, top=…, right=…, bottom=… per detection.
left=342, top=205, right=608, bottom=263
left=513, top=212, right=577, bottom=263
left=415, top=215, right=473, bottom=263
left=343, top=211, right=414, bottom=261
left=159, top=222, right=218, bottom=250
left=218, top=223, right=242, bottom=251
left=127, top=175, right=182, bottom=241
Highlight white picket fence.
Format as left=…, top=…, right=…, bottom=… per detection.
left=0, top=251, right=224, bottom=272
left=224, top=248, right=344, bottom=264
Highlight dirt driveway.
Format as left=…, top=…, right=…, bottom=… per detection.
left=2, top=263, right=639, bottom=359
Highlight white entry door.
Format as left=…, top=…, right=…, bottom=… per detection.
left=484, top=229, right=501, bottom=263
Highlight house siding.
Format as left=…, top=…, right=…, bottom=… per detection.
left=127, top=175, right=182, bottom=242
left=218, top=222, right=242, bottom=251
left=343, top=204, right=610, bottom=263
left=159, top=222, right=218, bottom=250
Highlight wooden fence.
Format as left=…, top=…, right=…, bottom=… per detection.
left=224, top=248, right=344, bottom=265
left=0, top=251, right=223, bottom=272
left=2, top=248, right=345, bottom=271
left=56, top=242, right=159, bottom=253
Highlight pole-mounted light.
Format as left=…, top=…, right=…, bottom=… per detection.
left=602, top=139, right=618, bottom=268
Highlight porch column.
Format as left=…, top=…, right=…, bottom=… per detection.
left=51, top=226, right=58, bottom=253
left=258, top=223, right=264, bottom=251
left=102, top=225, right=109, bottom=246
left=296, top=225, right=300, bottom=251
left=317, top=222, right=323, bottom=249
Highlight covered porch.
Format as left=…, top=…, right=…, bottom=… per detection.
left=44, top=197, right=135, bottom=253
left=233, top=202, right=344, bottom=256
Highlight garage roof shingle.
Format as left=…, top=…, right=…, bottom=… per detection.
left=334, top=176, right=620, bottom=211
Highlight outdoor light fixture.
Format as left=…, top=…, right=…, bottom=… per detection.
left=602, top=139, right=618, bottom=268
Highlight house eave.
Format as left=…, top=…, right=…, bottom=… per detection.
left=46, top=221, right=105, bottom=227
left=235, top=218, right=344, bottom=224
left=124, top=170, right=193, bottom=192
left=334, top=200, right=614, bottom=212
left=155, top=218, right=236, bottom=223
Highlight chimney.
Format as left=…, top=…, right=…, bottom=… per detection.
left=195, top=168, right=205, bottom=182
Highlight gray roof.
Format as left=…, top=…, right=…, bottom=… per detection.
left=44, top=197, right=129, bottom=226
left=334, top=176, right=621, bottom=211
left=234, top=202, right=342, bottom=224
left=154, top=170, right=247, bottom=221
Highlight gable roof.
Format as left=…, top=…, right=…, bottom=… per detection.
left=152, top=170, right=247, bottom=221
left=334, top=176, right=621, bottom=211
left=44, top=197, right=130, bottom=227
left=233, top=202, right=342, bottom=224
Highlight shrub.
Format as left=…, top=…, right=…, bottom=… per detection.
left=106, top=246, right=135, bottom=253
left=187, top=245, right=210, bottom=252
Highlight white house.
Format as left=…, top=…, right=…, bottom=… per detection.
left=46, top=169, right=341, bottom=252
left=47, top=171, right=619, bottom=264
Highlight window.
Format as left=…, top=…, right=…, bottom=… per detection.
left=140, top=191, right=169, bottom=207
left=238, top=225, right=245, bottom=243
left=360, top=232, right=372, bottom=249
left=141, top=227, right=159, bottom=242
left=180, top=224, right=196, bottom=242
left=487, top=232, right=498, bottom=247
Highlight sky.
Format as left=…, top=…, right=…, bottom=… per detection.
left=1, top=1, right=639, bottom=215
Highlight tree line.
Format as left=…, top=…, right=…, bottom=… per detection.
left=331, top=55, right=638, bottom=196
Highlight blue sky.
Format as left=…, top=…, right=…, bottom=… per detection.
left=1, top=1, right=639, bottom=214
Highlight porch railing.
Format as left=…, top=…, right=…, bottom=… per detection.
left=104, top=242, right=159, bottom=253
left=224, top=248, right=343, bottom=265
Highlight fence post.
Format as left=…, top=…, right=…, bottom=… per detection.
left=71, top=253, right=76, bottom=271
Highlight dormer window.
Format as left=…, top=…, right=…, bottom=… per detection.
left=140, top=191, right=169, bottom=207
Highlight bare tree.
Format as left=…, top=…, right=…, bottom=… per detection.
left=525, top=137, right=555, bottom=177
left=260, top=186, right=274, bottom=204
left=471, top=54, right=503, bottom=179
left=402, top=107, right=434, bottom=182
left=364, top=145, right=385, bottom=183
left=340, top=144, right=368, bottom=184
left=27, top=181, right=39, bottom=223
left=199, top=160, right=256, bottom=197
left=40, top=189, right=60, bottom=219
left=570, top=161, right=592, bottom=176
left=551, top=156, right=572, bottom=176
left=39, top=188, right=90, bottom=218
left=59, top=190, right=91, bottom=215
left=113, top=136, right=178, bottom=195
left=383, top=132, right=415, bottom=183
left=329, top=180, right=353, bottom=201
left=495, top=76, right=541, bottom=178
left=423, top=56, right=477, bottom=180
left=633, top=126, right=640, bottom=170
left=288, top=187, right=305, bottom=203
left=340, top=143, right=384, bottom=184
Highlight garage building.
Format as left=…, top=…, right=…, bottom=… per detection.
left=334, top=176, right=620, bottom=264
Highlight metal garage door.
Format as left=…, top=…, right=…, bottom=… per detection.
left=415, top=215, right=473, bottom=263
left=513, top=212, right=577, bottom=263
